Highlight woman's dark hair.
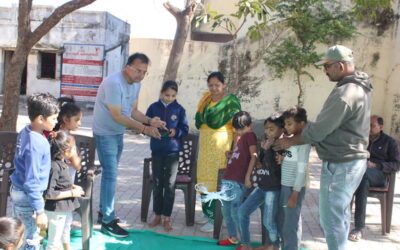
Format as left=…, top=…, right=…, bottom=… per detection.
left=161, top=80, right=178, bottom=93
left=264, top=112, right=285, bottom=128
left=0, top=217, right=24, bottom=248
left=207, top=72, right=225, bottom=83
left=282, top=106, right=307, bottom=123
left=232, top=111, right=252, bottom=129
left=49, top=131, right=71, bottom=160
left=55, top=97, right=81, bottom=131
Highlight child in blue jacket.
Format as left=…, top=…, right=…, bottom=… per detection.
left=10, top=93, right=59, bottom=249
left=146, top=80, right=189, bottom=231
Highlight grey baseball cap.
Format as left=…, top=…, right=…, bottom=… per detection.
left=315, top=45, right=354, bottom=65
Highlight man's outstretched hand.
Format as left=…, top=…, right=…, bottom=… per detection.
left=272, top=137, right=292, bottom=151
left=150, top=117, right=167, bottom=130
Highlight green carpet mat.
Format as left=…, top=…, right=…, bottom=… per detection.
left=68, top=229, right=244, bottom=250
left=57, top=230, right=309, bottom=250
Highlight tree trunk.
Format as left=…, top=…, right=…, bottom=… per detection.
left=0, top=48, right=30, bottom=131
left=296, top=71, right=304, bottom=106
left=0, top=0, right=96, bottom=131
left=163, top=1, right=197, bottom=82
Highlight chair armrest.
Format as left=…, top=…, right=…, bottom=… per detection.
left=143, top=158, right=152, bottom=179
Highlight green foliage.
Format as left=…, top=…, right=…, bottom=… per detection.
left=264, top=0, right=357, bottom=104
left=194, top=0, right=278, bottom=40
left=352, top=0, right=392, bottom=21
left=264, top=39, right=319, bottom=80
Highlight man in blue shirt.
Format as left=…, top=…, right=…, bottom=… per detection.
left=11, top=93, right=59, bottom=250
left=93, top=53, right=166, bottom=237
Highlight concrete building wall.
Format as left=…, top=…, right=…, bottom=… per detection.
left=130, top=12, right=400, bottom=138
left=104, top=12, right=130, bottom=75
left=0, top=49, right=3, bottom=92
left=0, top=5, right=130, bottom=98
left=25, top=53, right=62, bottom=96
left=385, top=3, right=400, bottom=140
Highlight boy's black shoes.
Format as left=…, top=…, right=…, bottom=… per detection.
left=101, top=219, right=129, bottom=238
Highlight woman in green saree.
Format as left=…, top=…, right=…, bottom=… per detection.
left=195, top=72, right=241, bottom=232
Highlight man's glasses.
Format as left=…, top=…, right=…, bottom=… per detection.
left=323, top=61, right=339, bottom=70
left=131, top=66, right=148, bottom=76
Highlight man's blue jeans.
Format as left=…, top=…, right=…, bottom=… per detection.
left=10, top=185, right=41, bottom=250
left=221, top=179, right=245, bottom=238
left=319, top=159, right=367, bottom=250
left=94, top=134, right=124, bottom=224
left=239, top=187, right=280, bottom=245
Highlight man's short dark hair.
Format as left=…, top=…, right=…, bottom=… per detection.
left=126, top=53, right=150, bottom=66
left=27, top=93, right=59, bottom=121
left=282, top=106, right=307, bottom=123
left=265, top=112, right=285, bottom=128
left=232, top=111, right=252, bottom=129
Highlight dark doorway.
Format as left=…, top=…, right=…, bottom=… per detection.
left=3, top=50, right=27, bottom=95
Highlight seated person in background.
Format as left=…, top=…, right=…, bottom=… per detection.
left=349, top=115, right=400, bottom=241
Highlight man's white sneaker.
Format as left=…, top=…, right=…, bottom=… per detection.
left=199, top=222, right=214, bottom=233
left=195, top=215, right=209, bottom=225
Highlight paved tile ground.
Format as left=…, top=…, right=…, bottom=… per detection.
left=4, top=100, right=400, bottom=250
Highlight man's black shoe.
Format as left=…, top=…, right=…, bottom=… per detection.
left=101, top=220, right=129, bottom=238
left=97, top=212, right=121, bottom=224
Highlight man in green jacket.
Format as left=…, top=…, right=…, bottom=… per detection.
left=274, top=45, right=373, bottom=250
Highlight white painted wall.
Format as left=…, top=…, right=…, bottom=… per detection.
left=130, top=13, right=400, bottom=138
left=384, top=3, right=400, bottom=140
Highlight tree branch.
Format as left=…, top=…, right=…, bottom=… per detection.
left=182, top=0, right=197, bottom=16
left=163, top=2, right=182, bottom=18
left=28, top=0, right=96, bottom=47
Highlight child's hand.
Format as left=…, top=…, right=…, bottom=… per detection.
left=367, top=160, right=378, bottom=168
left=72, top=184, right=83, bottom=191
left=286, top=193, right=298, bottom=208
left=272, top=137, right=292, bottom=151
left=275, top=153, right=284, bottom=165
left=36, top=213, right=48, bottom=229
left=168, top=129, right=176, bottom=137
left=245, top=176, right=252, bottom=189
left=71, top=188, right=85, bottom=198
left=255, top=161, right=262, bottom=169
left=261, top=137, right=275, bottom=150
left=225, top=151, right=232, bottom=159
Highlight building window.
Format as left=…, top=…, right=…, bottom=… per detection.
left=39, top=52, right=56, bottom=79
